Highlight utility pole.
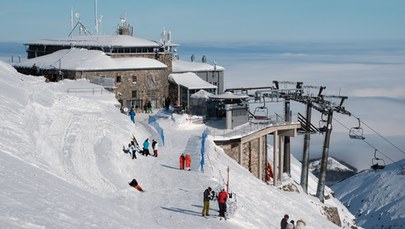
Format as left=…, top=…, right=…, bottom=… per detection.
left=316, top=110, right=333, bottom=202
left=300, top=101, right=312, bottom=193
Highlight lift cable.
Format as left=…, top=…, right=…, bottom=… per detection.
left=333, top=117, right=402, bottom=169
left=350, top=114, right=405, bottom=156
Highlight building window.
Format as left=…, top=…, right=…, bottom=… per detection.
left=132, top=75, right=137, bottom=83
left=213, top=82, right=217, bottom=86
left=116, top=76, right=122, bottom=83
left=132, top=90, right=137, bottom=98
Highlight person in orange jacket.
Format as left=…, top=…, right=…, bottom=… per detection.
left=179, top=154, right=185, bottom=170
left=185, top=153, right=191, bottom=171
left=218, top=188, right=228, bottom=218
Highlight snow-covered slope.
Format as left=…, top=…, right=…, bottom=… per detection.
left=332, top=160, right=405, bottom=229
left=0, top=61, right=357, bottom=228
left=309, top=157, right=356, bottom=186
left=310, top=157, right=354, bottom=173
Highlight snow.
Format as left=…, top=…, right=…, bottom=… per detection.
left=0, top=60, right=358, bottom=228
left=13, top=48, right=167, bottom=71
left=173, top=59, right=225, bottom=72
left=209, top=92, right=249, bottom=100
left=309, top=157, right=353, bottom=172
left=169, top=72, right=217, bottom=90
left=190, top=89, right=213, bottom=99
left=333, top=160, right=405, bottom=228
left=26, top=35, right=161, bottom=48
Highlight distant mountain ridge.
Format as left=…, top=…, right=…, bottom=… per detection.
left=309, top=157, right=357, bottom=186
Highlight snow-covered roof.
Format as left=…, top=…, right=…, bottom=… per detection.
left=13, top=48, right=167, bottom=71
left=169, top=72, right=217, bottom=90
left=25, top=35, right=161, bottom=48
left=209, top=92, right=249, bottom=100
left=172, top=59, right=225, bottom=73
left=190, top=89, right=213, bottom=98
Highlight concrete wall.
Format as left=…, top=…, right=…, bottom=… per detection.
left=195, top=71, right=224, bottom=94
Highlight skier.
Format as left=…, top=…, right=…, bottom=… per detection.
left=128, top=179, right=144, bottom=192
left=202, top=187, right=212, bottom=216
left=131, top=143, right=139, bottom=159
left=179, top=154, right=185, bottom=170
left=129, top=107, right=136, bottom=123
left=147, top=101, right=152, bottom=114
left=143, top=138, right=150, bottom=156
left=218, top=188, right=228, bottom=218
left=152, top=139, right=158, bottom=157
left=185, top=153, right=191, bottom=170
left=126, top=143, right=135, bottom=159
left=281, top=214, right=289, bottom=229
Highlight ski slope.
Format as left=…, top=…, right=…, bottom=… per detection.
left=0, top=61, right=357, bottom=228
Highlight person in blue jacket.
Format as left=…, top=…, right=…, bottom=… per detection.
left=143, top=138, right=150, bottom=156
left=129, top=107, right=136, bottom=123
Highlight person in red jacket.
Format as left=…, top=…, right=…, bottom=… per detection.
left=179, top=153, right=185, bottom=170
left=218, top=188, right=228, bottom=218
left=185, top=153, right=191, bottom=171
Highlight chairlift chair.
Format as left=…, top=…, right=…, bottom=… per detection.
left=349, top=118, right=365, bottom=140
left=318, top=113, right=327, bottom=133
left=254, top=97, right=269, bottom=120
left=371, top=149, right=386, bottom=170
left=254, top=106, right=269, bottom=120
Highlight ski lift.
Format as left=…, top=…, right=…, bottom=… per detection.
left=349, top=118, right=365, bottom=140
left=371, top=149, right=386, bottom=170
left=318, top=113, right=327, bottom=133
left=254, top=97, right=268, bottom=120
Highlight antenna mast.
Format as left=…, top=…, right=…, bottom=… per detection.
left=94, top=0, right=99, bottom=35
left=70, top=9, right=74, bottom=37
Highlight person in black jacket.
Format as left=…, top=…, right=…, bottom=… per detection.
left=128, top=179, right=144, bottom=192
left=281, top=214, right=289, bottom=229
left=201, top=187, right=212, bottom=216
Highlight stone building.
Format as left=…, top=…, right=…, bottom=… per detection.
left=13, top=48, right=169, bottom=109
left=15, top=17, right=222, bottom=111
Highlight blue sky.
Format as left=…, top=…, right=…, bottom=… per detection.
left=0, top=0, right=405, bottom=43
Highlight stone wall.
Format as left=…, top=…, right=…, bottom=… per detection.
left=64, top=67, right=168, bottom=108
left=215, top=135, right=268, bottom=182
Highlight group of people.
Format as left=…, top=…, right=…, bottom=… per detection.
left=123, top=137, right=159, bottom=159
left=179, top=153, right=191, bottom=170
left=141, top=138, right=158, bottom=157
left=202, top=187, right=229, bottom=219
left=281, top=214, right=307, bottom=229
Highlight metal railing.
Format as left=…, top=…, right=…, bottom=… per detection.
left=66, top=88, right=105, bottom=95
left=208, top=113, right=297, bottom=140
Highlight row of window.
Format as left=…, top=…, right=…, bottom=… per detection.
left=110, top=47, right=162, bottom=54
left=116, top=75, right=137, bottom=84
